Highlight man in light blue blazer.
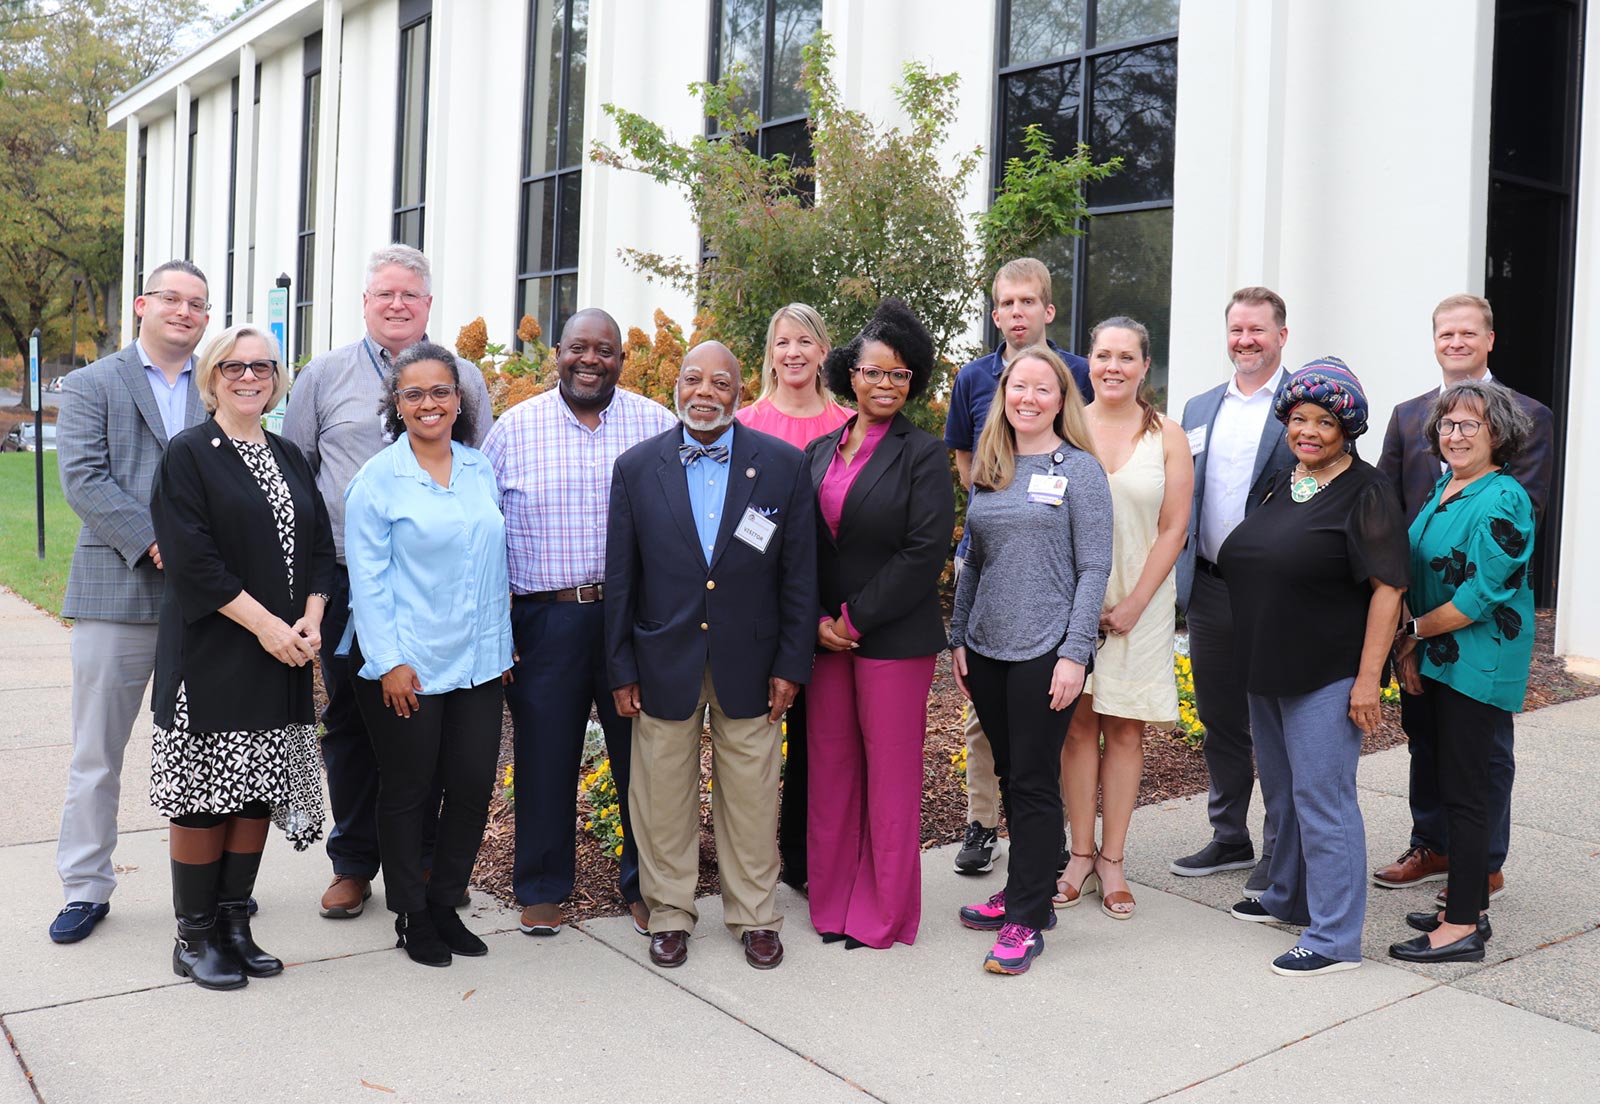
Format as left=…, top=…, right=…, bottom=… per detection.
left=50, top=261, right=211, bottom=943
left=1170, top=287, right=1296, bottom=894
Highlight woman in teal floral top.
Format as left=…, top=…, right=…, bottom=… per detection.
left=1389, top=379, right=1536, bottom=965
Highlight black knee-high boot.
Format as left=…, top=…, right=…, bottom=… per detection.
left=170, top=822, right=247, bottom=991
left=217, top=815, right=282, bottom=977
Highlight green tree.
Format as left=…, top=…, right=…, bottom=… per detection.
left=0, top=0, right=206, bottom=398
left=592, top=34, right=1117, bottom=431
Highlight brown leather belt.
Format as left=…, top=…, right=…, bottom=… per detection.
left=515, top=583, right=604, bottom=604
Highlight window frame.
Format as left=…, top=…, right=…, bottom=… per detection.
left=392, top=3, right=433, bottom=248
left=513, top=0, right=586, bottom=348
left=296, top=32, right=322, bottom=362
left=226, top=76, right=239, bottom=325
left=990, top=0, right=1178, bottom=359
left=133, top=125, right=148, bottom=300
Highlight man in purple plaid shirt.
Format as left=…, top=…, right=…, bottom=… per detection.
left=482, top=308, right=675, bottom=938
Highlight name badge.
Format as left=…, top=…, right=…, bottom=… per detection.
left=1027, top=473, right=1067, bottom=506
left=1187, top=424, right=1207, bottom=456
left=734, top=507, right=777, bottom=553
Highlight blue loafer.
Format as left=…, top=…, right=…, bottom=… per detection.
left=49, top=901, right=110, bottom=944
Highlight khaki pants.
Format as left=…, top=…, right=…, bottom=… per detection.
left=630, top=667, right=783, bottom=937
left=964, top=703, right=1002, bottom=828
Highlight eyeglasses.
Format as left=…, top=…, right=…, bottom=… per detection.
left=145, top=290, right=211, bottom=313
left=1437, top=418, right=1483, bottom=438
left=397, top=385, right=457, bottom=404
left=216, top=359, right=278, bottom=380
left=368, top=289, right=426, bottom=305
left=854, top=365, right=914, bottom=387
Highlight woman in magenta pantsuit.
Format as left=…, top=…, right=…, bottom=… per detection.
left=803, top=299, right=955, bottom=949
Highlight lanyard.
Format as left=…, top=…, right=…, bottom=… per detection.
left=361, top=339, right=388, bottom=382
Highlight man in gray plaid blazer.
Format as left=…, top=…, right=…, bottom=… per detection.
left=50, top=260, right=211, bottom=943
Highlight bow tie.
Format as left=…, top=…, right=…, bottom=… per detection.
left=679, top=443, right=730, bottom=466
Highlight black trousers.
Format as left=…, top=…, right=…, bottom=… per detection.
left=1416, top=677, right=1501, bottom=924
left=352, top=643, right=503, bottom=915
left=777, top=686, right=808, bottom=887
left=1402, top=683, right=1515, bottom=871
left=964, top=647, right=1080, bottom=931
left=319, top=565, right=383, bottom=878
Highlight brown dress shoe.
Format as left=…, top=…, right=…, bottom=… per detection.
left=649, top=929, right=689, bottom=968
left=1372, top=845, right=1448, bottom=888
left=519, top=902, right=563, bottom=936
left=742, top=928, right=783, bottom=970
left=628, top=900, right=650, bottom=936
left=1436, top=870, right=1506, bottom=906
left=320, top=875, right=371, bottom=918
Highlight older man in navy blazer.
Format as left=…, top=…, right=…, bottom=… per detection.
left=1371, top=293, right=1554, bottom=902
left=1170, top=287, right=1297, bottom=894
left=607, top=341, right=817, bottom=971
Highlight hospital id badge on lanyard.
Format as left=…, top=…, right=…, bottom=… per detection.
left=1027, top=451, right=1067, bottom=506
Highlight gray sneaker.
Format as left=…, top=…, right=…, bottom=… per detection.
left=1170, top=839, right=1255, bottom=877
left=954, top=821, right=1005, bottom=874
left=1242, top=855, right=1273, bottom=900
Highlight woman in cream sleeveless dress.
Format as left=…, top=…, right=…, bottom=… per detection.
left=1056, top=317, right=1193, bottom=920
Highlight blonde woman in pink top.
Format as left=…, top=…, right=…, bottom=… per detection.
left=737, top=303, right=853, bottom=451
left=735, top=303, right=851, bottom=893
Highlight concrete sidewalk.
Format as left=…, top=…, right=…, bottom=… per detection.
left=2, top=586, right=1598, bottom=1103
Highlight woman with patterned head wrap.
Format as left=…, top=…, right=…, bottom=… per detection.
left=1215, top=357, right=1410, bottom=976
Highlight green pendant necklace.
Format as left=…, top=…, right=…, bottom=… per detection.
left=1290, top=453, right=1351, bottom=503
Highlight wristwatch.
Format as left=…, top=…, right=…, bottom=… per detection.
left=1402, top=618, right=1422, bottom=640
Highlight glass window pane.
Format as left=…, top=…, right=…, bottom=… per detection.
left=395, top=207, right=423, bottom=249
left=562, top=0, right=588, bottom=167
left=1001, top=61, right=1081, bottom=165
left=1031, top=232, right=1079, bottom=355
left=768, top=0, right=820, bottom=119
left=1088, top=43, right=1177, bottom=205
left=1489, top=4, right=1571, bottom=185
left=301, top=74, right=320, bottom=227
left=1084, top=207, right=1173, bottom=403
left=718, top=0, right=765, bottom=118
left=761, top=117, right=813, bottom=203
left=554, top=274, right=578, bottom=340
left=521, top=178, right=555, bottom=274
left=526, top=0, right=563, bottom=176
left=297, top=234, right=316, bottom=300
left=557, top=171, right=582, bottom=269
left=1007, top=0, right=1085, bottom=67
left=521, top=276, right=553, bottom=336
left=295, top=304, right=312, bottom=361
left=397, top=22, right=429, bottom=207
left=1093, top=0, right=1178, bottom=47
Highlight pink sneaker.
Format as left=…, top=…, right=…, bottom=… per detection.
left=983, top=923, right=1045, bottom=975
left=959, top=890, right=1057, bottom=932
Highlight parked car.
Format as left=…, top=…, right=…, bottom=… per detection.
left=1, top=424, right=58, bottom=452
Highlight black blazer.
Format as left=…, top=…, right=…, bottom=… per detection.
left=805, top=413, right=955, bottom=659
left=150, top=419, right=336, bottom=731
left=605, top=423, right=818, bottom=721
left=1377, top=384, right=1554, bottom=524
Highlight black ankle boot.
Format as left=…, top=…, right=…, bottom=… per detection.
left=217, top=848, right=282, bottom=976
left=396, top=910, right=452, bottom=967
left=171, top=854, right=247, bottom=991
left=428, top=903, right=487, bottom=957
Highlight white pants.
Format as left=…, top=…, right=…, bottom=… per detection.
left=57, top=619, right=158, bottom=903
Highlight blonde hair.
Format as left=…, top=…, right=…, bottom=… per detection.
left=756, top=303, right=832, bottom=403
left=1432, top=293, right=1493, bottom=332
left=194, top=325, right=289, bottom=414
left=971, top=343, right=1095, bottom=491
left=992, top=257, right=1053, bottom=308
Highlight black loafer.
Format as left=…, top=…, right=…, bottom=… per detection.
left=1405, top=911, right=1491, bottom=941
left=1388, top=930, right=1486, bottom=963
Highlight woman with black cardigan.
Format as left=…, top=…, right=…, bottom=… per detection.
left=149, top=324, right=334, bottom=990
left=804, top=299, right=956, bottom=949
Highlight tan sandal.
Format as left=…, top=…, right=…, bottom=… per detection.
left=1053, top=849, right=1100, bottom=909
left=1096, top=853, right=1136, bottom=920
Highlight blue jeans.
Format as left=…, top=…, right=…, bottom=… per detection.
left=1251, top=678, right=1366, bottom=963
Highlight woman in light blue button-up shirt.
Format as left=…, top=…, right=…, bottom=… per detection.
left=341, top=342, right=512, bottom=968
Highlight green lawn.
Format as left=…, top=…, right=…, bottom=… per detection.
left=0, top=453, right=78, bottom=618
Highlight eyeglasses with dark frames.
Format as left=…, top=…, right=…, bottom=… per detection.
left=854, top=365, right=914, bottom=387
left=145, top=289, right=212, bottom=313
left=1437, top=418, right=1483, bottom=438
left=216, top=359, right=278, bottom=380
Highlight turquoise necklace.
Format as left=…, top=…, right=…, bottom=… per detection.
left=1291, top=453, right=1351, bottom=502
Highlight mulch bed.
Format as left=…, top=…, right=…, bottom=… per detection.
left=461, top=608, right=1595, bottom=923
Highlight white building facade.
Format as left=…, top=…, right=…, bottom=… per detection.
left=109, top=0, right=1598, bottom=662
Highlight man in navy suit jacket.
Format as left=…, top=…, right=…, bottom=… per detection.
left=1371, top=293, right=1555, bottom=902
left=1170, top=287, right=1297, bottom=894
left=607, top=341, right=817, bottom=972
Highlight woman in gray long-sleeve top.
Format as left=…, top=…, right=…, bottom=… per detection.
left=950, top=344, right=1113, bottom=976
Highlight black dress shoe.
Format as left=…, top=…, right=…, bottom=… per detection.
left=1388, top=930, right=1486, bottom=963
left=819, top=931, right=845, bottom=944
left=1405, top=911, right=1492, bottom=941
left=650, top=929, right=689, bottom=968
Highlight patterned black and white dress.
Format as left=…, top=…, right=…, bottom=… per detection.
left=150, top=438, right=326, bottom=849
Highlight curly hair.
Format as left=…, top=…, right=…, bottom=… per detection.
left=1423, top=378, right=1532, bottom=467
left=380, top=341, right=482, bottom=446
left=821, top=297, right=936, bottom=402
